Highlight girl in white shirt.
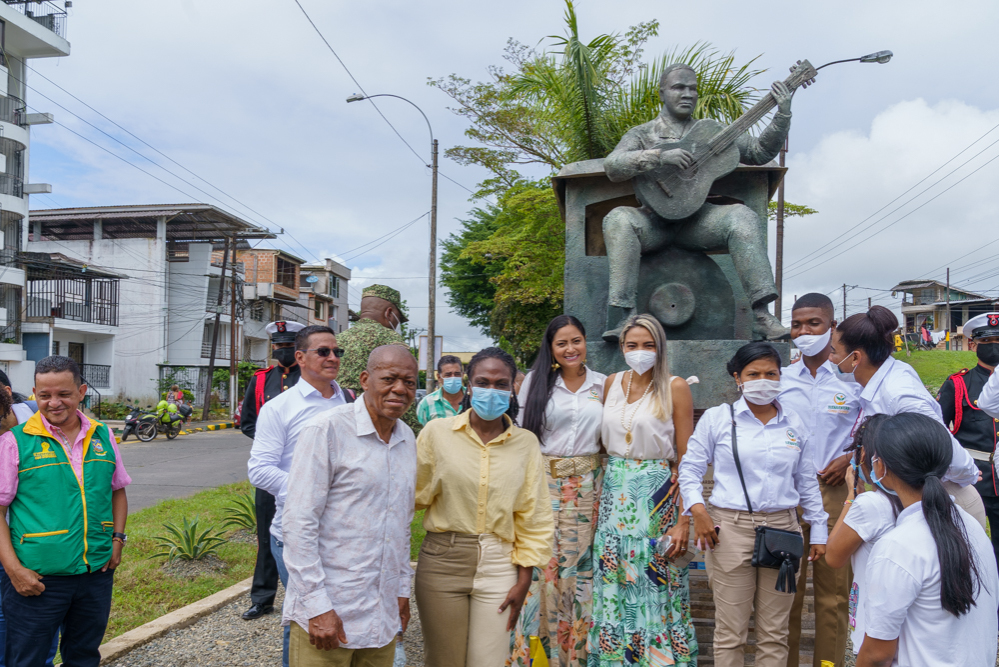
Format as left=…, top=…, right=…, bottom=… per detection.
left=678, top=341, right=827, bottom=667
left=824, top=414, right=898, bottom=654
left=511, top=315, right=606, bottom=667
left=857, top=412, right=998, bottom=667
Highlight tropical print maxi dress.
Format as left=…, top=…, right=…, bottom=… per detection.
left=586, top=457, right=698, bottom=666
left=509, top=467, right=604, bottom=667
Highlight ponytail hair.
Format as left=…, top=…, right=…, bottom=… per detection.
left=458, top=347, right=520, bottom=422
left=875, top=412, right=982, bottom=616
left=835, top=305, right=898, bottom=366
left=522, top=315, right=586, bottom=442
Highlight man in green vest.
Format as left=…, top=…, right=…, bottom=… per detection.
left=0, top=355, right=131, bottom=667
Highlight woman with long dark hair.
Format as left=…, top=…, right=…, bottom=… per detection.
left=415, top=347, right=554, bottom=667
left=855, top=412, right=998, bottom=667
left=678, top=341, right=826, bottom=667
left=824, top=415, right=899, bottom=658
left=510, top=316, right=606, bottom=667
left=828, top=306, right=985, bottom=528
left=588, top=314, right=697, bottom=666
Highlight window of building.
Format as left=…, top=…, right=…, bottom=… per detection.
left=314, top=300, right=324, bottom=320
left=250, top=301, right=264, bottom=322
left=329, top=276, right=339, bottom=299
left=276, top=257, right=297, bottom=290
left=330, top=305, right=338, bottom=331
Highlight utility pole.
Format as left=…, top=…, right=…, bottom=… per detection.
left=203, top=237, right=229, bottom=420
left=426, top=139, right=439, bottom=393
left=843, top=283, right=847, bottom=321
left=946, top=267, right=951, bottom=351
left=230, top=244, right=239, bottom=416
left=774, top=137, right=788, bottom=323
left=868, top=296, right=872, bottom=310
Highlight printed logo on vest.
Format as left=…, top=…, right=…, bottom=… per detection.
left=785, top=428, right=801, bottom=451
left=33, top=441, right=57, bottom=460
left=93, top=442, right=106, bottom=455
left=588, top=389, right=601, bottom=402
left=826, top=392, right=852, bottom=415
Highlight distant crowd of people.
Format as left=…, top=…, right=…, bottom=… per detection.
left=1, top=284, right=998, bottom=667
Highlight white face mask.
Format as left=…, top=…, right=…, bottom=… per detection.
left=833, top=352, right=859, bottom=384
left=740, top=379, right=782, bottom=405
left=624, top=350, right=657, bottom=376
left=387, top=310, right=400, bottom=333
left=793, top=329, right=831, bottom=357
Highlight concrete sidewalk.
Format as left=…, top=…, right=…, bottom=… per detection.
left=103, top=419, right=236, bottom=437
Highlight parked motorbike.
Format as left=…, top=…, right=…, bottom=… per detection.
left=154, top=400, right=185, bottom=440
left=120, top=405, right=157, bottom=442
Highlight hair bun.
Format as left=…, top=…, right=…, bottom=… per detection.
left=867, top=305, right=899, bottom=336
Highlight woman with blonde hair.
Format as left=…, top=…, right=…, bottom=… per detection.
left=587, top=314, right=697, bottom=666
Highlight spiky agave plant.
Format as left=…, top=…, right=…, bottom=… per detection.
left=221, top=492, right=256, bottom=532
left=151, top=517, right=228, bottom=562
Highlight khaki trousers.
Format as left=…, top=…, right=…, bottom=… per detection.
left=706, top=506, right=799, bottom=667
left=787, top=479, right=851, bottom=667
left=946, top=481, right=987, bottom=530
left=289, top=623, right=395, bottom=667
left=415, top=532, right=519, bottom=667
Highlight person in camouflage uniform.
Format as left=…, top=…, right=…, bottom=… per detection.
left=336, top=284, right=408, bottom=391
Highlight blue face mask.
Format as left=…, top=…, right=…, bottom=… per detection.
left=470, top=387, right=511, bottom=422
left=871, top=457, right=898, bottom=496
left=442, top=377, right=464, bottom=395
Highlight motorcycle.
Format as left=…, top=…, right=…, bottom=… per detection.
left=121, top=405, right=158, bottom=442
left=154, top=400, right=185, bottom=440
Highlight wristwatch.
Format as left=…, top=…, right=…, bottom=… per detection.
left=112, top=532, right=127, bottom=544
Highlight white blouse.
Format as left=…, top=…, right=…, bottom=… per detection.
left=601, top=372, right=676, bottom=461
left=517, top=368, right=607, bottom=458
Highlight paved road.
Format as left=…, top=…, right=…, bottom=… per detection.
left=118, top=429, right=252, bottom=511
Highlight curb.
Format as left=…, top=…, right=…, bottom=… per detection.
left=206, top=422, right=234, bottom=431
left=99, top=577, right=253, bottom=664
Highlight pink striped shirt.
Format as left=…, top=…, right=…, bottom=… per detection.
left=0, top=410, right=130, bottom=506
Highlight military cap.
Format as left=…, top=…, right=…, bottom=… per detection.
left=265, top=320, right=306, bottom=344
left=963, top=313, right=999, bottom=340
left=362, top=284, right=409, bottom=322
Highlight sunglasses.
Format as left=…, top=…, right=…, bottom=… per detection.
left=306, top=347, right=345, bottom=358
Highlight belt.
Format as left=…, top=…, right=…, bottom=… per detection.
left=964, top=448, right=993, bottom=463
left=544, top=453, right=601, bottom=479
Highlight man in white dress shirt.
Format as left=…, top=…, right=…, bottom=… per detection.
left=780, top=293, right=861, bottom=667
left=282, top=344, right=418, bottom=667
left=248, top=324, right=351, bottom=667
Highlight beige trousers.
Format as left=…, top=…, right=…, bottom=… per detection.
left=415, top=532, right=519, bottom=667
left=706, top=506, right=800, bottom=667
left=946, top=481, right=987, bottom=530
left=289, top=624, right=395, bottom=667
left=787, top=479, right=851, bottom=667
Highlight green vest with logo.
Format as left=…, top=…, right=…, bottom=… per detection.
left=8, top=412, right=117, bottom=575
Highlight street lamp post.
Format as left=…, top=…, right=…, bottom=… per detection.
left=775, top=50, right=892, bottom=322
left=347, top=93, right=439, bottom=393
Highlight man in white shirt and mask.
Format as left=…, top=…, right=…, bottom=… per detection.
left=780, top=293, right=861, bottom=667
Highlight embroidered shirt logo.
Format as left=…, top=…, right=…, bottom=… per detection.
left=833, top=393, right=847, bottom=406
left=33, top=442, right=57, bottom=460
left=826, top=392, right=852, bottom=414
left=93, top=442, right=106, bottom=455
left=588, top=389, right=601, bottom=402
left=785, top=428, right=801, bottom=451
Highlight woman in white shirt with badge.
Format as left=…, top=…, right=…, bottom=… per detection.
left=678, top=342, right=827, bottom=667
left=856, top=412, right=998, bottom=667
left=587, top=314, right=698, bottom=666
left=827, top=306, right=985, bottom=528
left=510, top=315, right=606, bottom=667
left=824, top=414, right=898, bottom=658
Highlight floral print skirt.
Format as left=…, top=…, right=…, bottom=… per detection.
left=509, top=467, right=603, bottom=667
left=586, top=457, right=697, bottom=667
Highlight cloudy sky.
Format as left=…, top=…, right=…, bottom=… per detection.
left=25, top=0, right=999, bottom=349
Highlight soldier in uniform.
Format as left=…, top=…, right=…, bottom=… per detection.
left=240, top=320, right=305, bottom=621
left=938, top=312, right=999, bottom=566
left=336, top=284, right=408, bottom=393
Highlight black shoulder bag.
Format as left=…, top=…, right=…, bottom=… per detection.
left=729, top=403, right=804, bottom=593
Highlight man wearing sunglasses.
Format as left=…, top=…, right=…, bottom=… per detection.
left=248, top=324, right=355, bottom=667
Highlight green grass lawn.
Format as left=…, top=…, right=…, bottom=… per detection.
left=109, top=481, right=428, bottom=640
left=893, top=349, right=978, bottom=394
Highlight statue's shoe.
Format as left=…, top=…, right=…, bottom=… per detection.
left=753, top=311, right=790, bottom=340
left=602, top=326, right=623, bottom=343
left=602, top=308, right=635, bottom=343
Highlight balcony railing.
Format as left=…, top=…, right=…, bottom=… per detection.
left=0, top=96, right=26, bottom=128
left=0, top=174, right=22, bottom=198
left=81, top=363, right=111, bottom=389
left=2, top=1, right=67, bottom=39
left=201, top=340, right=232, bottom=360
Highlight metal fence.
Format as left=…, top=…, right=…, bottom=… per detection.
left=2, top=1, right=67, bottom=38
left=26, top=276, right=120, bottom=326
left=0, top=174, right=22, bottom=198
left=81, top=363, right=110, bottom=389
left=0, top=96, right=26, bottom=127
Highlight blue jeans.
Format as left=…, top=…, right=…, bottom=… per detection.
left=0, top=568, right=113, bottom=667
left=270, top=535, right=289, bottom=667
left=0, top=565, right=61, bottom=667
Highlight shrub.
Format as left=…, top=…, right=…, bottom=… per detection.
left=151, top=517, right=228, bottom=562
left=93, top=401, right=131, bottom=420
left=221, top=492, right=256, bottom=532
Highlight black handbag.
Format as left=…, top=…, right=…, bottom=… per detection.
left=729, top=404, right=804, bottom=593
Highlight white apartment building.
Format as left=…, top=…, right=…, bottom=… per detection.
left=299, top=258, right=351, bottom=333
left=0, top=1, right=70, bottom=389
left=27, top=204, right=275, bottom=404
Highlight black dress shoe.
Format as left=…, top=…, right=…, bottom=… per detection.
left=242, top=603, right=274, bottom=620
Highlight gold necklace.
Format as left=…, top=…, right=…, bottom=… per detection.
left=621, top=370, right=653, bottom=446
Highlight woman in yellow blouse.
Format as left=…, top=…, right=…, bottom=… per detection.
left=415, top=347, right=555, bottom=667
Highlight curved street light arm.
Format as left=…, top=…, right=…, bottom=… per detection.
left=349, top=93, right=434, bottom=151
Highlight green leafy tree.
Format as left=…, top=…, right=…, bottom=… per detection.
left=767, top=201, right=818, bottom=221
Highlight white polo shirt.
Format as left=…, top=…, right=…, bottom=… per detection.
left=516, top=367, right=606, bottom=457
left=780, top=359, right=861, bottom=471
left=864, top=501, right=999, bottom=666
